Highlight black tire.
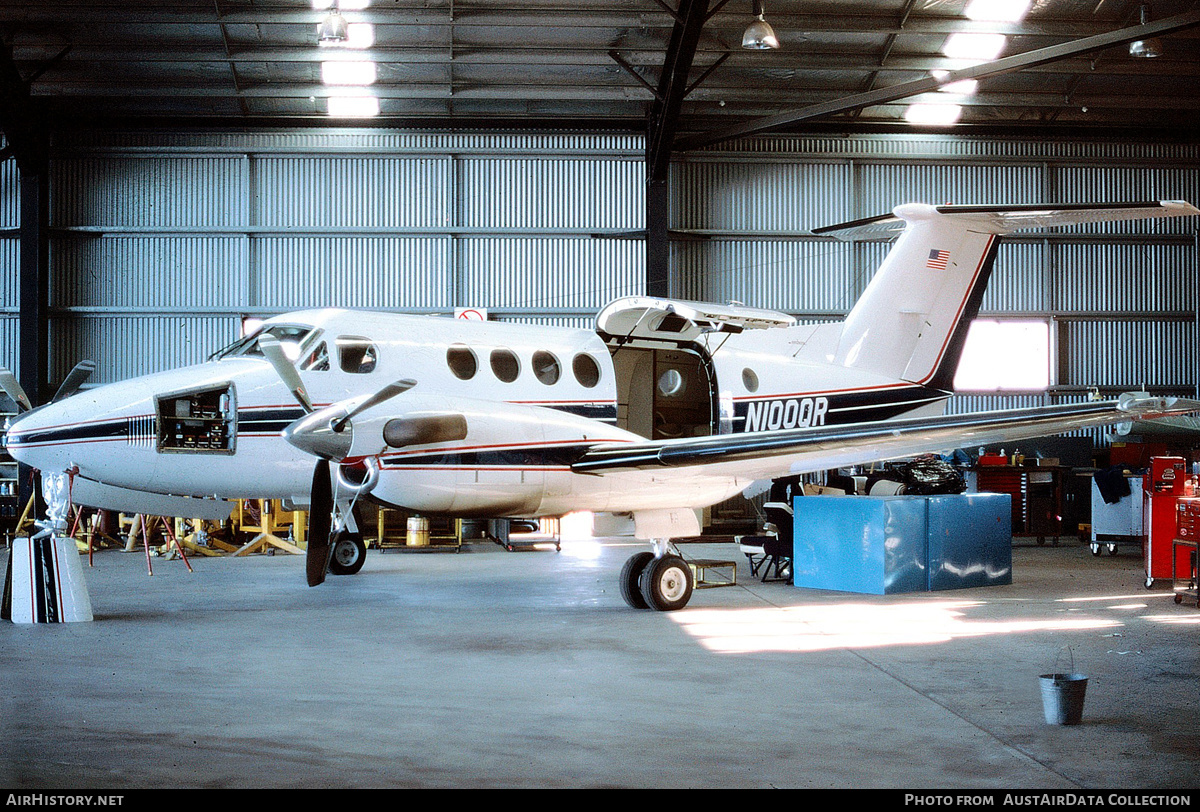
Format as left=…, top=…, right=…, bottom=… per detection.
left=329, top=532, right=366, bottom=576
left=639, top=554, right=694, bottom=612
left=619, top=552, right=654, bottom=609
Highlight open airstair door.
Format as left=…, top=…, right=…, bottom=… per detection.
left=597, top=298, right=797, bottom=441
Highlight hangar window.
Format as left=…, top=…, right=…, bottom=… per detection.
left=953, top=320, right=1050, bottom=390
left=490, top=348, right=520, bottom=383
left=572, top=353, right=601, bottom=388
left=447, top=345, right=478, bottom=380
left=337, top=336, right=378, bottom=374
left=532, top=351, right=561, bottom=385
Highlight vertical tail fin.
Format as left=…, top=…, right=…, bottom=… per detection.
left=816, top=200, right=1199, bottom=392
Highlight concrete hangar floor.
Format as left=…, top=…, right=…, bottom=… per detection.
left=1, top=535, right=1197, bottom=790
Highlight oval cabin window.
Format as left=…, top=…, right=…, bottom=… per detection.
left=532, top=350, right=561, bottom=385
left=572, top=353, right=601, bottom=388
left=447, top=345, right=478, bottom=380
left=742, top=368, right=759, bottom=393
left=490, top=348, right=521, bottom=383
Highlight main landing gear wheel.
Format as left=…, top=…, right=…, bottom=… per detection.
left=620, top=552, right=655, bottom=609
left=328, top=531, right=366, bottom=576
left=638, top=554, right=694, bottom=612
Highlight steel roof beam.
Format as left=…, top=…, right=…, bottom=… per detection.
left=0, top=6, right=1177, bottom=38
left=675, top=7, right=1200, bottom=151
left=645, top=0, right=709, bottom=297
left=0, top=40, right=48, bottom=173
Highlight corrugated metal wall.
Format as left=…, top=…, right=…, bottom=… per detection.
left=48, top=130, right=646, bottom=383
left=39, top=129, right=1200, bottom=425
left=671, top=135, right=1200, bottom=431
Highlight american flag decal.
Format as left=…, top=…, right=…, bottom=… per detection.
left=926, top=249, right=950, bottom=270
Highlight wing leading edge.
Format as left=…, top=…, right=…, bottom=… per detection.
left=571, top=394, right=1200, bottom=482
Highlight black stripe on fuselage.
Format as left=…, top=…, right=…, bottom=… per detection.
left=540, top=403, right=617, bottom=422
left=8, top=420, right=128, bottom=447
left=7, top=402, right=614, bottom=449
left=733, top=386, right=948, bottom=433
left=237, top=407, right=307, bottom=435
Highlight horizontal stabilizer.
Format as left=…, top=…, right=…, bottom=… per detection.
left=815, top=200, right=1199, bottom=241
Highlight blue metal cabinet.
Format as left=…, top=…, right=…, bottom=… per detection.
left=792, top=494, right=1012, bottom=595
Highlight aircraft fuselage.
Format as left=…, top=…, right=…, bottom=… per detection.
left=5, top=306, right=948, bottom=519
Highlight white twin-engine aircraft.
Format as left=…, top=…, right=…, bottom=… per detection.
left=4, top=200, right=1200, bottom=611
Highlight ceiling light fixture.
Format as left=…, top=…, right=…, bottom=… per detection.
left=964, top=0, right=1032, bottom=23
left=318, top=4, right=349, bottom=44
left=904, top=103, right=963, bottom=127
left=1129, top=4, right=1164, bottom=58
left=931, top=70, right=978, bottom=95
left=327, top=92, right=380, bottom=118
left=942, top=32, right=1008, bottom=61
left=321, top=60, right=377, bottom=85
left=742, top=0, right=781, bottom=50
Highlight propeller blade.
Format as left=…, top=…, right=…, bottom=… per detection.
left=331, top=378, right=417, bottom=432
left=258, top=335, right=313, bottom=413
left=306, top=459, right=334, bottom=587
left=0, top=367, right=32, bottom=412
left=52, top=360, right=96, bottom=403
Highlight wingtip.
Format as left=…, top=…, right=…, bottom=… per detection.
left=1117, top=392, right=1200, bottom=416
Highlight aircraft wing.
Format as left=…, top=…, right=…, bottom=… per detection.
left=571, top=394, right=1200, bottom=482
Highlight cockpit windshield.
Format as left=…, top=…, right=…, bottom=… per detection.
left=209, top=324, right=316, bottom=362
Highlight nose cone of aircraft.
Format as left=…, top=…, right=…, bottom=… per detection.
left=282, top=407, right=354, bottom=462
left=4, top=405, right=51, bottom=469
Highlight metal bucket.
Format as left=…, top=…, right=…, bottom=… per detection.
left=1039, top=672, right=1088, bottom=725
left=406, top=517, right=429, bottom=547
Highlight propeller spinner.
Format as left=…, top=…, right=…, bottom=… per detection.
left=281, top=379, right=417, bottom=462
